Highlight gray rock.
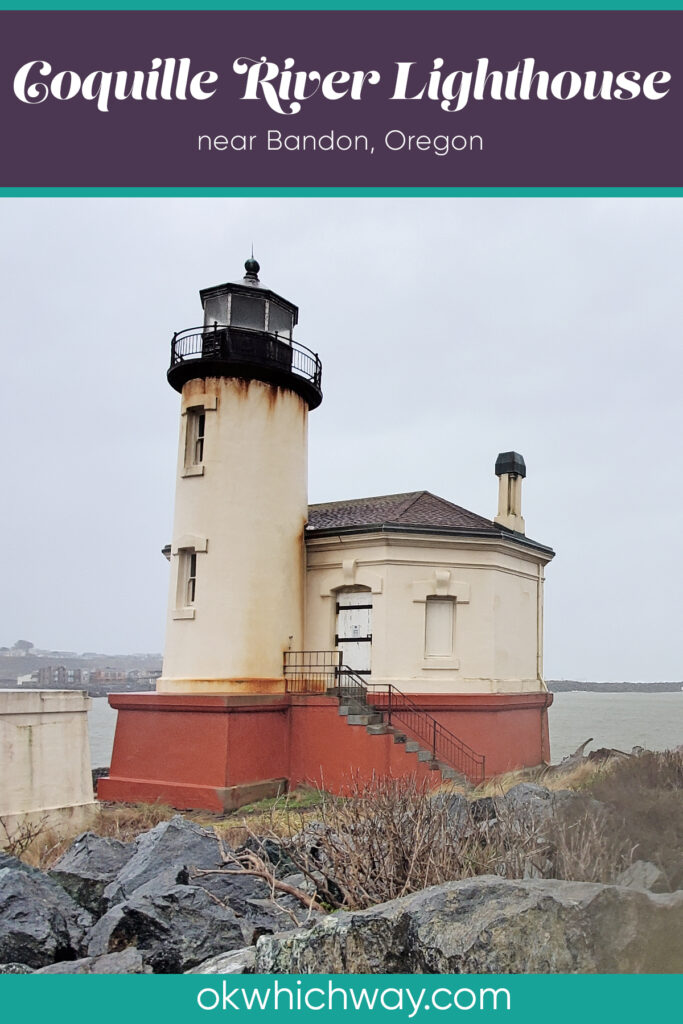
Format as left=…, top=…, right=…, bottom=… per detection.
left=50, top=832, right=136, bottom=915
left=502, top=783, right=554, bottom=819
left=86, top=883, right=246, bottom=974
left=279, top=871, right=318, bottom=896
left=616, top=860, right=669, bottom=893
left=191, top=864, right=271, bottom=919
left=102, top=816, right=223, bottom=907
left=188, top=948, right=257, bottom=974
left=469, top=796, right=497, bottom=824
left=98, top=815, right=303, bottom=939
left=35, top=948, right=149, bottom=974
left=499, top=785, right=607, bottom=839
left=0, top=854, right=93, bottom=968
left=549, top=788, right=605, bottom=819
left=256, top=876, right=683, bottom=974
left=238, top=897, right=309, bottom=945
left=0, top=963, right=33, bottom=974
left=430, top=792, right=469, bottom=831
left=239, top=837, right=298, bottom=879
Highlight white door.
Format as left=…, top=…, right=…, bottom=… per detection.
left=336, top=593, right=373, bottom=675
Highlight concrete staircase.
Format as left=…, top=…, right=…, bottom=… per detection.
left=337, top=695, right=469, bottom=786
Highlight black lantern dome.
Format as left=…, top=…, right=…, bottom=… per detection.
left=167, top=258, right=322, bottom=409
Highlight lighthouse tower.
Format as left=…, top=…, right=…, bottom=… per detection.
left=158, top=257, right=322, bottom=694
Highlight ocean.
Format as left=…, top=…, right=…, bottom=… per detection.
left=88, top=690, right=683, bottom=770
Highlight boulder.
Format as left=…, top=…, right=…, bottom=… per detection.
left=35, top=948, right=149, bottom=974
left=190, top=863, right=271, bottom=918
left=0, top=963, right=33, bottom=974
left=102, top=816, right=223, bottom=907
left=469, top=796, right=497, bottom=824
left=238, top=898, right=309, bottom=945
left=498, top=785, right=607, bottom=841
left=0, top=854, right=93, bottom=969
left=99, top=816, right=305, bottom=941
left=616, top=860, right=669, bottom=893
left=256, top=876, right=683, bottom=974
left=501, top=783, right=554, bottom=822
left=430, top=792, right=469, bottom=831
left=50, top=832, right=136, bottom=915
left=239, top=837, right=298, bottom=879
left=188, top=948, right=256, bottom=974
left=86, top=883, right=246, bottom=974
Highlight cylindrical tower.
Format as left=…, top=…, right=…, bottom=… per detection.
left=158, top=258, right=322, bottom=694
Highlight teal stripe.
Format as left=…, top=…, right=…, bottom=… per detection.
left=2, top=187, right=683, bottom=197
left=1, top=974, right=682, bottom=1022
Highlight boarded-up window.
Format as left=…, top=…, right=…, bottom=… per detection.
left=425, top=597, right=454, bottom=657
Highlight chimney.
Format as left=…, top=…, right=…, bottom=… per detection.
left=494, top=451, right=526, bottom=534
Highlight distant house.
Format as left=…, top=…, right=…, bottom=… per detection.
left=37, top=666, right=85, bottom=687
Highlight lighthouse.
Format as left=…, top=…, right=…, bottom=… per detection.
left=100, top=256, right=554, bottom=812
left=159, top=257, right=322, bottom=694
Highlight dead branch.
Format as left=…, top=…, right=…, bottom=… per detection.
left=192, top=851, right=324, bottom=914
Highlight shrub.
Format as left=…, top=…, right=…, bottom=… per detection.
left=250, top=774, right=635, bottom=911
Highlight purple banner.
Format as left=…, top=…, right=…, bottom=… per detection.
left=1, top=10, right=681, bottom=187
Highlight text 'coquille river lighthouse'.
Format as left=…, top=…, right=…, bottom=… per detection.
left=159, top=257, right=322, bottom=695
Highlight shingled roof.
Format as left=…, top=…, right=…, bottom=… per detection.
left=306, top=491, right=553, bottom=554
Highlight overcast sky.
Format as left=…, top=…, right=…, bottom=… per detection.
left=1, top=197, right=681, bottom=681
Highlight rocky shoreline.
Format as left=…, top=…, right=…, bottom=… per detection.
left=2, top=772, right=682, bottom=975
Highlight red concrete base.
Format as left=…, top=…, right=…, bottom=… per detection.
left=98, top=690, right=553, bottom=812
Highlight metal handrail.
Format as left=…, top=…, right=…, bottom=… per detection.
left=283, top=649, right=341, bottom=693
left=283, top=651, right=485, bottom=783
left=365, top=680, right=485, bottom=783
left=170, top=325, right=322, bottom=389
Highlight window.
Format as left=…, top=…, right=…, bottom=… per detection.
left=185, top=407, right=206, bottom=468
left=267, top=300, right=293, bottom=339
left=231, top=293, right=266, bottom=330
left=177, top=549, right=198, bottom=610
left=172, top=536, right=207, bottom=620
left=424, top=597, right=455, bottom=658
left=194, top=412, right=205, bottom=465
left=185, top=552, right=197, bottom=605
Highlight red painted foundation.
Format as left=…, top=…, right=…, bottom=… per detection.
left=98, top=690, right=553, bottom=812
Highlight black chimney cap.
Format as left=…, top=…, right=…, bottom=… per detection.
left=495, top=452, right=526, bottom=478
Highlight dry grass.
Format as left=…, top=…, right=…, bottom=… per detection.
left=8, top=790, right=325, bottom=871
left=5, top=802, right=179, bottom=870
left=587, top=749, right=683, bottom=889
left=241, top=773, right=635, bottom=911
left=9, top=751, right=680, bottom=899
left=468, top=758, right=611, bottom=798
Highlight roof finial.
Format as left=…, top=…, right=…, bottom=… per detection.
left=244, top=249, right=260, bottom=282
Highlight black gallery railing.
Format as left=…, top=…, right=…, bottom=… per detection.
left=170, top=325, right=322, bottom=392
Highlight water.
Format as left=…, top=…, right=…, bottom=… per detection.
left=87, top=691, right=683, bottom=770
left=88, top=697, right=119, bottom=767
left=548, top=690, right=683, bottom=762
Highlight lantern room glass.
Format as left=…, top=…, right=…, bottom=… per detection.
left=231, top=294, right=266, bottom=331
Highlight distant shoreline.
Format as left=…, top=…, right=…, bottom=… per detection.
left=548, top=681, right=683, bottom=693
left=1, top=679, right=682, bottom=696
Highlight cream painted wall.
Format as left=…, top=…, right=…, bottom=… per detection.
left=0, top=689, right=96, bottom=844
left=304, top=532, right=552, bottom=694
left=159, top=376, right=308, bottom=691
